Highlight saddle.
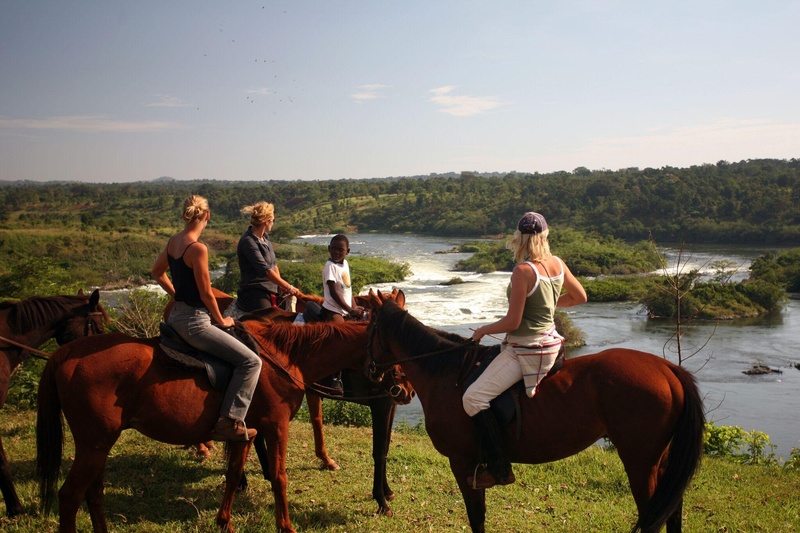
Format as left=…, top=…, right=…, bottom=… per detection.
left=462, top=344, right=566, bottom=427
left=158, top=322, right=259, bottom=392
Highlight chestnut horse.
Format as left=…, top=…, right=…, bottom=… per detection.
left=0, top=289, right=107, bottom=516
left=367, top=300, right=705, bottom=533
left=165, top=288, right=414, bottom=516
left=37, top=317, right=384, bottom=532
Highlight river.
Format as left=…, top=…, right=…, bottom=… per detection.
left=297, top=234, right=800, bottom=460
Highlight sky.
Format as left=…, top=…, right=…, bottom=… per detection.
left=1, top=1, right=799, bottom=183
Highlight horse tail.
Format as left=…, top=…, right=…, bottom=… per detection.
left=36, top=357, right=64, bottom=514
left=633, top=364, right=705, bottom=533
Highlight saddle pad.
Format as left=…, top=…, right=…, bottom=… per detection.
left=158, top=322, right=233, bottom=392
left=463, top=344, right=566, bottom=426
left=463, top=345, right=519, bottom=426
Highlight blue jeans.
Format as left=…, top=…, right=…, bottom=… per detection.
left=168, top=302, right=262, bottom=422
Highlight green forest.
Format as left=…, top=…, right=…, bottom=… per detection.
left=2, top=157, right=799, bottom=244
left=1, top=158, right=799, bottom=320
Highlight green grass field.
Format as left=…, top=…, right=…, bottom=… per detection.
left=1, top=409, right=799, bottom=532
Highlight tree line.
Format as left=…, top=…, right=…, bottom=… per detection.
left=2, top=158, right=799, bottom=244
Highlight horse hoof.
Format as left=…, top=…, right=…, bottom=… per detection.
left=386, top=492, right=395, bottom=502
left=376, top=507, right=393, bottom=517
left=320, top=461, right=340, bottom=471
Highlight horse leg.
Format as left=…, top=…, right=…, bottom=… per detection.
left=58, top=444, right=114, bottom=533
left=306, top=393, right=339, bottom=471
left=369, top=398, right=396, bottom=515
left=85, top=465, right=110, bottom=533
left=216, top=439, right=253, bottom=533
left=666, top=498, right=683, bottom=533
left=253, top=435, right=272, bottom=481
left=262, top=421, right=296, bottom=533
left=449, top=456, right=487, bottom=533
left=0, top=435, right=23, bottom=517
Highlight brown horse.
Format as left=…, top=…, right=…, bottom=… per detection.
left=239, top=290, right=414, bottom=516
left=36, top=317, right=385, bottom=532
left=0, top=289, right=107, bottom=517
left=367, top=300, right=705, bottom=533
left=164, top=288, right=414, bottom=516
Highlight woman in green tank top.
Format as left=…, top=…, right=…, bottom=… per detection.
left=461, top=212, right=587, bottom=489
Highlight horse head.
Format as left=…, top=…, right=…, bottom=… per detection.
left=365, top=298, right=406, bottom=384
left=55, top=289, right=108, bottom=344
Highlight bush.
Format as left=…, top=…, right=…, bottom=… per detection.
left=6, top=357, right=47, bottom=409
left=704, top=421, right=778, bottom=466
left=295, top=399, right=372, bottom=428
left=109, top=289, right=170, bottom=338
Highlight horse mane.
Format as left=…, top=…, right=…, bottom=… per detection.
left=378, top=301, right=472, bottom=376
left=0, top=295, right=89, bottom=335
left=245, top=320, right=366, bottom=360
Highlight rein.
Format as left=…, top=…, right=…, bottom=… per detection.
left=367, top=307, right=476, bottom=377
left=235, top=323, right=398, bottom=402
left=0, top=334, right=51, bottom=360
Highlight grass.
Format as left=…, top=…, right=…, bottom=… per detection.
left=1, top=408, right=799, bottom=532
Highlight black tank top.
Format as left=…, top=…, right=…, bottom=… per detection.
left=167, top=241, right=205, bottom=308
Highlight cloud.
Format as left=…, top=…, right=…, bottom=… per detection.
left=429, top=86, right=502, bottom=117
left=0, top=115, right=183, bottom=133
left=143, top=95, right=189, bottom=107
left=351, top=84, right=390, bottom=102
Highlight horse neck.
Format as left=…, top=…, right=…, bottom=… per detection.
left=0, top=313, right=57, bottom=372
left=294, top=326, right=369, bottom=383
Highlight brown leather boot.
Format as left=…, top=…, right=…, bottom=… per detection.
left=210, top=417, right=257, bottom=441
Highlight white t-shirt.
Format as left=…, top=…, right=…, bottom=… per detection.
left=322, top=259, right=352, bottom=316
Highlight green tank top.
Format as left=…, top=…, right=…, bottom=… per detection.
left=506, top=259, right=564, bottom=336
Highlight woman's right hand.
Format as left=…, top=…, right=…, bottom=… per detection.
left=219, top=316, right=235, bottom=329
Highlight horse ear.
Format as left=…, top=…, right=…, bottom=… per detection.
left=77, top=288, right=85, bottom=296
left=89, top=289, right=100, bottom=307
left=369, top=290, right=381, bottom=308
left=396, top=289, right=406, bottom=309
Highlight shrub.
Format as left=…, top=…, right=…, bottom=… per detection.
left=109, top=289, right=170, bottom=338
left=704, top=421, right=778, bottom=466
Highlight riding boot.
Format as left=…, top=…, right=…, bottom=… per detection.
left=317, top=371, right=344, bottom=397
left=466, top=409, right=515, bottom=489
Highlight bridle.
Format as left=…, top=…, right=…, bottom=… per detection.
left=84, top=311, right=107, bottom=336
left=366, top=305, right=476, bottom=382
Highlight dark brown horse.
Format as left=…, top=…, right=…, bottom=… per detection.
left=36, top=317, right=385, bottom=533
left=164, top=288, right=414, bottom=516
left=0, top=289, right=107, bottom=516
left=367, top=300, right=705, bottom=533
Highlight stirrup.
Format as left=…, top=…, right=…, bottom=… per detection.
left=470, top=463, right=487, bottom=490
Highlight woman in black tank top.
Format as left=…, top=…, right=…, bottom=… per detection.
left=152, top=195, right=262, bottom=443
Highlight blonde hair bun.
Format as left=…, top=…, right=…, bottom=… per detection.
left=182, top=195, right=209, bottom=223
left=241, top=201, right=275, bottom=225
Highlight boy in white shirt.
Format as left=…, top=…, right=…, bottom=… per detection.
left=319, top=234, right=366, bottom=396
